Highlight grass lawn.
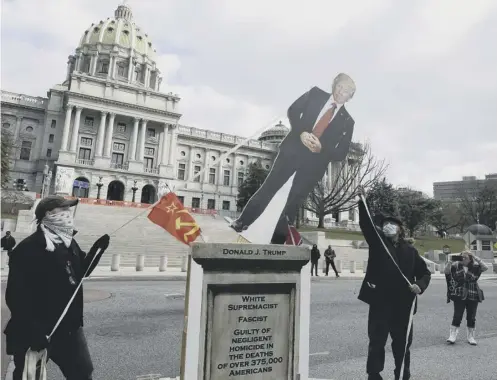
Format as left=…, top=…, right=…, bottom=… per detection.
left=1, top=213, right=18, bottom=220
left=298, top=227, right=466, bottom=253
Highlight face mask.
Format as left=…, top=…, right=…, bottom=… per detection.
left=40, top=210, right=74, bottom=251
left=383, top=223, right=399, bottom=237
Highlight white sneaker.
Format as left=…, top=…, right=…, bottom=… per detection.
left=447, top=326, right=458, bottom=344
left=467, top=328, right=477, bottom=345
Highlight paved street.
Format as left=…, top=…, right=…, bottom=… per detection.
left=2, top=278, right=497, bottom=379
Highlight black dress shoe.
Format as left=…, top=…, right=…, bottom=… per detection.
left=230, top=219, right=247, bottom=232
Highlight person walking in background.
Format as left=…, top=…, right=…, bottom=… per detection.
left=311, top=244, right=321, bottom=276
left=4, top=196, right=110, bottom=380
left=445, top=251, right=488, bottom=345
left=357, top=192, right=431, bottom=380
left=1, top=231, right=16, bottom=260
left=324, top=245, right=339, bottom=277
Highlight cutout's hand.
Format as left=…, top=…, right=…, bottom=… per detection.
left=410, top=284, right=422, bottom=294
left=300, top=132, right=322, bottom=153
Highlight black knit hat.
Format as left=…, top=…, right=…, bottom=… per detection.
left=35, top=196, right=78, bottom=221
left=381, top=214, right=403, bottom=226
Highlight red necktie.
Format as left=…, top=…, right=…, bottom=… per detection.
left=313, top=103, right=337, bottom=138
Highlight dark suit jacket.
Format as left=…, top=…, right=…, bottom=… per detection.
left=281, top=86, right=355, bottom=163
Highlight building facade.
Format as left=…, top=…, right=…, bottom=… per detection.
left=1, top=3, right=358, bottom=223
left=433, top=174, right=497, bottom=202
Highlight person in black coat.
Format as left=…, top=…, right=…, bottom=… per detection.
left=231, top=73, right=356, bottom=243
left=4, top=196, right=110, bottom=380
left=357, top=194, right=431, bottom=380
left=310, top=244, right=321, bottom=276
left=1, top=231, right=16, bottom=259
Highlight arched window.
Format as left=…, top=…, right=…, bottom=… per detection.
left=2, top=122, right=10, bottom=129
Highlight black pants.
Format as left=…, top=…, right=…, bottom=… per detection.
left=326, top=259, right=339, bottom=276
left=13, top=328, right=93, bottom=380
left=452, top=299, right=478, bottom=328
left=367, top=302, right=413, bottom=380
left=311, top=260, right=319, bottom=276
left=237, top=151, right=328, bottom=244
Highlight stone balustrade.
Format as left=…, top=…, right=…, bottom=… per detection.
left=1, top=90, right=46, bottom=108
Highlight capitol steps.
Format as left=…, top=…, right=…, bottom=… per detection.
left=12, top=203, right=239, bottom=268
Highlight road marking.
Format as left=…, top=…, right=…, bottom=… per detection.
left=309, top=351, right=330, bottom=356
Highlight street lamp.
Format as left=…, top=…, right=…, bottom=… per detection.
left=131, top=180, right=138, bottom=203
left=96, top=177, right=104, bottom=200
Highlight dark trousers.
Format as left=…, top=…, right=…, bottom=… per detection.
left=326, top=259, right=339, bottom=276
left=452, top=299, right=478, bottom=328
left=237, top=151, right=328, bottom=244
left=311, top=260, right=319, bottom=276
left=13, top=328, right=93, bottom=380
left=367, top=303, right=413, bottom=380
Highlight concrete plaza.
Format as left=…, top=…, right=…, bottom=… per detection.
left=2, top=277, right=496, bottom=380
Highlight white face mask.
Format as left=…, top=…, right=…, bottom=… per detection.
left=383, top=223, right=399, bottom=237
left=40, top=210, right=74, bottom=251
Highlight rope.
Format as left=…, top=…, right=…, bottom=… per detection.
left=359, top=194, right=416, bottom=378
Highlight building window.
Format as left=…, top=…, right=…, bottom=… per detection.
left=144, top=157, right=154, bottom=169
left=2, top=122, right=10, bottom=129
left=265, top=165, right=270, bottom=170
left=48, top=134, right=54, bottom=143
left=78, top=148, right=91, bottom=160
left=84, top=117, right=94, bottom=126
left=348, top=209, right=355, bottom=221
left=222, top=201, right=230, bottom=210
left=194, top=165, right=201, bottom=182
left=117, top=62, right=128, bottom=77
left=116, top=123, right=126, bottom=133
left=25, top=126, right=34, bottom=133
left=207, top=199, right=216, bottom=210
left=111, top=152, right=124, bottom=165
left=46, top=149, right=52, bottom=158
left=237, top=172, right=244, bottom=186
left=81, top=137, right=92, bottom=146
left=180, top=151, right=186, bottom=156
left=20, top=141, right=32, bottom=160
left=226, top=158, right=230, bottom=163
left=239, top=160, right=244, bottom=165
left=99, top=61, right=109, bottom=74
left=177, top=163, right=186, bottom=180
left=144, top=147, right=154, bottom=156
left=192, top=197, right=200, bottom=208
left=177, top=196, right=184, bottom=205
left=223, top=170, right=230, bottom=186
left=147, top=128, right=156, bottom=138
left=196, top=153, right=201, bottom=159
left=51, top=120, right=56, bottom=128
left=211, top=156, right=216, bottom=161
left=113, top=142, right=125, bottom=151
left=482, top=240, right=491, bottom=251
left=209, top=168, right=216, bottom=184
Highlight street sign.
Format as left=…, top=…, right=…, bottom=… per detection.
left=462, top=231, right=476, bottom=250
left=73, top=180, right=89, bottom=189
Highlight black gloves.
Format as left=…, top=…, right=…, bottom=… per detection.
left=84, top=235, right=110, bottom=276
left=92, top=234, right=110, bottom=251
left=30, top=332, right=49, bottom=352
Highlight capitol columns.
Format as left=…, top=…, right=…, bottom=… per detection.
left=168, top=124, right=178, bottom=168
left=138, top=119, right=148, bottom=162
left=161, top=123, right=170, bottom=165
left=95, top=111, right=108, bottom=157
left=129, top=117, right=140, bottom=161
left=69, top=106, right=83, bottom=153
left=104, top=112, right=116, bottom=157
left=61, top=104, right=73, bottom=151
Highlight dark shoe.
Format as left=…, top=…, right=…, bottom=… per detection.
left=230, top=219, right=247, bottom=232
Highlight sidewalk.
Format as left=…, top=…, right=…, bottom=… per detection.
left=2, top=266, right=496, bottom=282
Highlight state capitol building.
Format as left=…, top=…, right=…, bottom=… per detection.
left=1, top=3, right=357, bottom=224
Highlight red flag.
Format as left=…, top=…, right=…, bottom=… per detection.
left=285, top=225, right=302, bottom=246
left=148, top=192, right=201, bottom=245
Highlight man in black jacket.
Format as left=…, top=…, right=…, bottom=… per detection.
left=4, top=196, right=110, bottom=380
left=231, top=73, right=356, bottom=243
left=1, top=231, right=16, bottom=259
left=310, top=244, right=321, bottom=276
left=357, top=195, right=431, bottom=380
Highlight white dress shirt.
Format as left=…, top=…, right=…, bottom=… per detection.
left=312, top=96, right=343, bottom=131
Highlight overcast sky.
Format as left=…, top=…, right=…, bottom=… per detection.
left=2, top=0, right=496, bottom=195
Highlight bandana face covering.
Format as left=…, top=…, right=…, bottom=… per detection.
left=382, top=223, right=399, bottom=238
left=40, top=210, right=74, bottom=251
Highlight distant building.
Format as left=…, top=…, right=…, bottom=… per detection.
left=433, top=174, right=497, bottom=202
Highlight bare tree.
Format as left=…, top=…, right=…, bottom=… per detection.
left=1, top=190, right=35, bottom=215
left=459, top=181, right=497, bottom=228
left=304, top=142, right=388, bottom=228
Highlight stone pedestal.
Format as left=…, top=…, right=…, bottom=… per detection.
left=183, top=242, right=311, bottom=380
